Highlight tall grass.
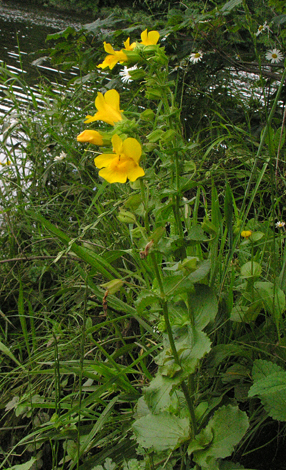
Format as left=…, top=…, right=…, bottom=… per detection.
left=1, top=1, right=286, bottom=469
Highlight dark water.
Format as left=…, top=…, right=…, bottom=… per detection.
left=0, top=0, right=90, bottom=114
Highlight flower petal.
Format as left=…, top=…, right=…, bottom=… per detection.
left=124, top=38, right=136, bottom=50
left=111, top=134, right=123, bottom=154
left=127, top=164, right=145, bottom=182
left=94, top=154, right=116, bottom=169
left=141, top=29, right=160, bottom=45
left=147, top=31, right=160, bottom=45
left=104, top=42, right=115, bottom=54
left=98, top=55, right=119, bottom=70
left=77, top=130, right=103, bottom=145
left=141, top=29, right=148, bottom=44
left=104, top=90, right=121, bottom=113
left=92, top=90, right=123, bottom=125
left=99, top=166, right=128, bottom=184
left=122, top=138, right=142, bottom=163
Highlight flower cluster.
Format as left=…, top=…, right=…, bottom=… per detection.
left=77, top=89, right=144, bottom=183
left=97, top=29, right=160, bottom=71
left=76, top=29, right=162, bottom=184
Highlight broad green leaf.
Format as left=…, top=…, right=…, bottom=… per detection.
left=188, top=259, right=211, bottom=283
left=123, top=460, right=145, bottom=470
left=252, top=359, right=283, bottom=382
left=240, top=262, right=262, bottom=278
left=154, top=325, right=211, bottom=380
left=254, top=281, right=286, bottom=319
left=188, top=225, right=210, bottom=242
left=132, top=412, right=190, bottom=451
left=249, top=231, right=264, bottom=242
left=230, top=303, right=261, bottom=323
left=135, top=291, right=160, bottom=315
left=190, top=405, right=249, bottom=466
left=6, top=458, right=36, bottom=470
left=220, top=462, right=252, bottom=469
left=144, top=373, right=182, bottom=413
left=171, top=325, right=212, bottom=374
left=249, top=362, right=286, bottom=421
left=189, top=284, right=218, bottom=329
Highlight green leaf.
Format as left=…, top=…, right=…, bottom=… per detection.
left=249, top=360, right=286, bottom=421
left=252, top=359, right=283, bottom=382
left=0, top=341, right=25, bottom=370
left=190, top=405, right=249, bottom=466
left=123, top=459, right=145, bottom=470
left=6, top=458, right=36, bottom=470
left=29, top=210, right=120, bottom=280
left=220, top=462, right=251, bottom=469
left=254, top=281, right=286, bottom=319
left=135, top=291, right=161, bottom=315
left=240, top=262, right=262, bottom=278
left=189, top=284, right=218, bottom=329
left=188, top=260, right=211, bottom=284
left=157, top=325, right=211, bottom=376
left=132, top=412, right=190, bottom=451
left=219, top=0, right=242, bottom=14
left=144, top=373, right=182, bottom=413
left=188, top=225, right=210, bottom=242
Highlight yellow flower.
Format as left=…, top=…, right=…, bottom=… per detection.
left=94, top=134, right=145, bottom=184
left=241, top=230, right=252, bottom=239
left=140, top=29, right=160, bottom=46
left=77, top=130, right=103, bottom=145
left=123, top=38, right=136, bottom=51
left=84, top=89, right=123, bottom=126
left=97, top=42, right=128, bottom=70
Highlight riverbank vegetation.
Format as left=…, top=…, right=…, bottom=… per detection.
left=1, top=0, right=286, bottom=469
left=17, top=0, right=168, bottom=16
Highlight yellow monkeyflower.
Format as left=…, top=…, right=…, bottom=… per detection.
left=77, top=130, right=103, bottom=145
left=84, top=89, right=123, bottom=126
left=98, top=42, right=128, bottom=70
left=140, top=29, right=160, bottom=46
left=123, top=38, right=136, bottom=51
left=241, top=230, right=252, bottom=239
left=94, top=134, right=145, bottom=184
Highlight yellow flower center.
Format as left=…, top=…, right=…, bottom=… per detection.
left=195, top=53, right=201, bottom=58
left=272, top=53, right=277, bottom=58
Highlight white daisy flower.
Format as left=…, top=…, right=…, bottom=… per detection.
left=265, top=48, right=284, bottom=63
left=54, top=151, right=66, bottom=162
left=276, top=221, right=285, bottom=228
left=119, top=65, right=138, bottom=83
left=189, top=51, right=203, bottom=64
left=255, top=21, right=269, bottom=36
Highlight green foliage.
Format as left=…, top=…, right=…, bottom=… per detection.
left=189, top=405, right=249, bottom=468
left=249, top=360, right=286, bottom=421
left=2, top=0, right=286, bottom=468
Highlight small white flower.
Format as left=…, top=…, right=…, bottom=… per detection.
left=255, top=21, right=269, bottom=36
left=265, top=48, right=284, bottom=64
left=119, top=65, right=138, bottom=83
left=54, top=151, right=66, bottom=162
left=276, top=221, right=285, bottom=228
left=189, top=51, right=203, bottom=64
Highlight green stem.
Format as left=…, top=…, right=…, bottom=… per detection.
left=150, top=252, right=197, bottom=437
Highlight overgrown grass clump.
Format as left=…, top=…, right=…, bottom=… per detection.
left=1, top=1, right=286, bottom=469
